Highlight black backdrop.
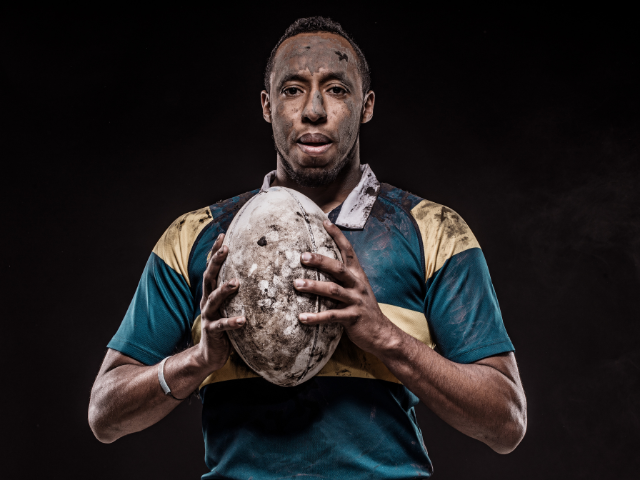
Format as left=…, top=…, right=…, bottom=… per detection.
left=2, top=4, right=639, bottom=479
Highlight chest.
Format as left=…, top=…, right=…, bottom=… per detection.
left=342, top=215, right=426, bottom=313
left=191, top=202, right=427, bottom=316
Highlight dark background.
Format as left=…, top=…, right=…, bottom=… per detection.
left=2, top=4, right=639, bottom=479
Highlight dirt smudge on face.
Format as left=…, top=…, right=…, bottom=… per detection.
left=335, top=51, right=348, bottom=62
left=277, top=34, right=355, bottom=78
left=267, top=32, right=366, bottom=185
left=311, top=91, right=325, bottom=117
left=335, top=97, right=358, bottom=158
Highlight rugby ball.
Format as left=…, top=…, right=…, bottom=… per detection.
left=218, top=187, right=343, bottom=387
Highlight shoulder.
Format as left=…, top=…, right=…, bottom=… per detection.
left=152, top=206, right=212, bottom=287
left=377, top=183, right=425, bottom=212
left=152, top=189, right=260, bottom=286
left=368, top=183, right=425, bottom=231
left=377, top=183, right=480, bottom=281
left=208, top=189, right=261, bottom=225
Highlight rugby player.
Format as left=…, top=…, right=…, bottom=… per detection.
left=89, top=16, right=527, bottom=479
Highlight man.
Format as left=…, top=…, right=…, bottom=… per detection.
left=89, top=16, right=527, bottom=479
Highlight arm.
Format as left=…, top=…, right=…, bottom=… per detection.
left=379, top=340, right=526, bottom=454
left=88, top=234, right=245, bottom=443
left=293, top=220, right=527, bottom=454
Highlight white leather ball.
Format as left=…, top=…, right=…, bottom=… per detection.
left=219, top=187, right=343, bottom=387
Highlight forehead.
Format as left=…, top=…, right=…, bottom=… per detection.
left=271, top=32, right=360, bottom=87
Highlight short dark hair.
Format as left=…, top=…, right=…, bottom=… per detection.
left=264, top=16, right=371, bottom=95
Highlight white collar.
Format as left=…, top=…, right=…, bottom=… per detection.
left=260, top=164, right=380, bottom=230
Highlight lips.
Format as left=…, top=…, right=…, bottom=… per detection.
left=296, top=133, right=333, bottom=155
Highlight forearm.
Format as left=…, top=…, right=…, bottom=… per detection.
left=89, top=237, right=247, bottom=443
left=375, top=324, right=527, bottom=453
left=291, top=224, right=526, bottom=451
left=88, top=346, right=212, bottom=443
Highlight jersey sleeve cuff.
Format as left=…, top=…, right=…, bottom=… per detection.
left=447, top=340, right=515, bottom=364
left=106, top=339, right=165, bottom=366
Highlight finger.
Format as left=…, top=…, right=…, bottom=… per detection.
left=323, top=220, right=360, bottom=269
left=203, top=233, right=225, bottom=299
left=202, top=236, right=228, bottom=299
left=293, top=278, right=355, bottom=303
left=204, top=316, right=246, bottom=335
left=207, top=233, right=225, bottom=265
left=299, top=252, right=355, bottom=287
left=201, top=278, right=239, bottom=321
left=298, top=307, right=357, bottom=326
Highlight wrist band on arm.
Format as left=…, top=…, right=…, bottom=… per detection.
left=158, top=356, right=187, bottom=401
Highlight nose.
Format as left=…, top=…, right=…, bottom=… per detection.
left=302, top=90, right=327, bottom=124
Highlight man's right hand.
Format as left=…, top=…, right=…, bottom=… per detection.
left=88, top=233, right=245, bottom=443
left=196, top=233, right=246, bottom=371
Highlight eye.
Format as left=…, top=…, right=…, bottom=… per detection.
left=283, top=86, right=301, bottom=96
left=329, top=86, right=347, bottom=95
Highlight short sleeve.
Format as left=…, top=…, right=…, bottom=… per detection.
left=411, top=200, right=514, bottom=364
left=107, top=207, right=213, bottom=365
left=425, top=248, right=513, bottom=363
left=107, top=253, right=194, bottom=364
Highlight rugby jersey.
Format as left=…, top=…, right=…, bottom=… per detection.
left=108, top=164, right=514, bottom=479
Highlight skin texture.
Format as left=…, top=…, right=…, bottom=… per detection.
left=260, top=32, right=375, bottom=213
left=89, top=31, right=527, bottom=454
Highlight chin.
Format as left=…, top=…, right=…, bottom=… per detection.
left=295, top=155, right=334, bottom=169
left=280, top=151, right=349, bottom=188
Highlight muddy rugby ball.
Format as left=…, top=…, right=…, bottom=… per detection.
left=218, top=187, right=343, bottom=387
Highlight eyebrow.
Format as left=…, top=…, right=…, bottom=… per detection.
left=277, top=73, right=308, bottom=90
left=276, top=71, right=355, bottom=91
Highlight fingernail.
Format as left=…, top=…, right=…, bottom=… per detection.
left=237, top=317, right=245, bottom=325
left=217, top=233, right=223, bottom=241
left=301, top=252, right=312, bottom=262
left=218, top=246, right=226, bottom=255
left=299, top=314, right=308, bottom=322
left=295, top=279, right=305, bottom=288
left=324, top=219, right=332, bottom=226
left=228, top=278, right=238, bottom=287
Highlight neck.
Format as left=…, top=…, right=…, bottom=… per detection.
left=272, top=144, right=363, bottom=213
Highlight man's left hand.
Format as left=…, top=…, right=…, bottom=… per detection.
left=294, top=220, right=527, bottom=454
left=294, top=219, right=400, bottom=355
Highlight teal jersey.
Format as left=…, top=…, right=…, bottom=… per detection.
left=108, top=165, right=514, bottom=479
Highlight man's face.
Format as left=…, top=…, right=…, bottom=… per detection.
left=262, top=32, right=373, bottom=187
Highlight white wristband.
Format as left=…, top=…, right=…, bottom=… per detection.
left=158, top=356, right=183, bottom=400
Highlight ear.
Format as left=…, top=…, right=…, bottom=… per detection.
left=261, top=91, right=272, bottom=123
left=361, top=90, right=375, bottom=124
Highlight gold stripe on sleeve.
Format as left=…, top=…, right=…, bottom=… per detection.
left=410, top=200, right=480, bottom=281
left=378, top=303, right=435, bottom=348
left=152, top=207, right=213, bottom=287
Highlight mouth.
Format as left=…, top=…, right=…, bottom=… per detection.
left=296, top=133, right=333, bottom=156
